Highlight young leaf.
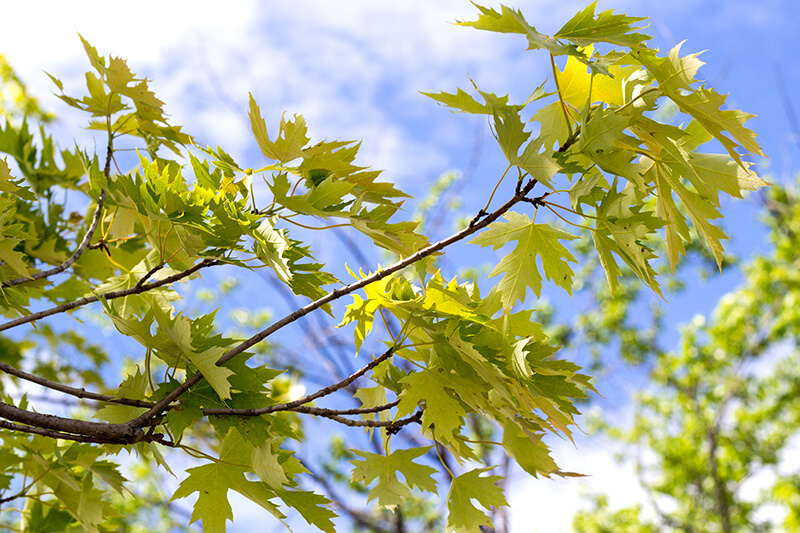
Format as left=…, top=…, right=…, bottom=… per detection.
left=350, top=447, right=437, bottom=509
left=555, top=2, right=651, bottom=47
left=471, top=212, right=578, bottom=309
left=249, top=95, right=309, bottom=163
left=446, top=468, right=508, bottom=533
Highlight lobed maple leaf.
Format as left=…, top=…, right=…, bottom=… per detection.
left=446, top=468, right=508, bottom=533
left=471, top=212, right=578, bottom=310
left=350, top=447, right=438, bottom=509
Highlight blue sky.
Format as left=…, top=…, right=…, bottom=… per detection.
left=2, top=1, right=799, bottom=531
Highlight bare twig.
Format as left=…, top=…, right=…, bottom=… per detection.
left=3, top=190, right=108, bottom=287
left=126, top=178, right=540, bottom=429
left=0, top=258, right=220, bottom=332
left=0, top=361, right=155, bottom=409
left=290, top=401, right=399, bottom=416
left=201, top=347, right=397, bottom=416
left=303, top=411, right=420, bottom=430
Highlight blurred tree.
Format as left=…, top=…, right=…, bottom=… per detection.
left=573, top=180, right=800, bottom=532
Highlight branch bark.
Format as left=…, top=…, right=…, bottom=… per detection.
left=0, top=402, right=141, bottom=442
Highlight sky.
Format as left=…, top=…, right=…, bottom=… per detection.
left=2, top=1, right=799, bottom=531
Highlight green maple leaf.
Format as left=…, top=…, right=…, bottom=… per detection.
left=421, top=88, right=489, bottom=114
left=340, top=293, right=380, bottom=352
left=532, top=101, right=570, bottom=151
left=470, top=212, right=578, bottom=309
left=0, top=237, right=29, bottom=279
left=172, top=462, right=235, bottom=533
left=252, top=440, right=290, bottom=489
left=648, top=155, right=729, bottom=269
left=350, top=447, right=438, bottom=509
left=446, top=468, right=508, bottom=533
left=275, top=489, right=337, bottom=533
left=502, top=420, right=559, bottom=478
left=457, top=4, right=572, bottom=56
left=592, top=183, right=663, bottom=294
left=555, top=2, right=651, bottom=47
left=306, top=175, right=355, bottom=213
left=94, top=367, right=148, bottom=424
left=249, top=94, right=310, bottom=163
left=172, top=430, right=286, bottom=533
left=633, top=44, right=764, bottom=166
left=397, top=369, right=466, bottom=436
left=153, top=308, right=234, bottom=400
left=688, top=153, right=768, bottom=206
left=252, top=218, right=292, bottom=283
left=513, top=138, right=559, bottom=187
left=0, top=157, right=35, bottom=201
left=77, top=474, right=106, bottom=531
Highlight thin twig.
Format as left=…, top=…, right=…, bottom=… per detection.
left=3, top=190, right=107, bottom=287
left=207, top=400, right=400, bottom=418
left=4, top=139, right=115, bottom=288
left=127, top=179, right=540, bottom=429
left=313, top=410, right=420, bottom=430
left=0, top=258, right=220, bottom=332
left=0, top=362, right=155, bottom=408
left=201, top=347, right=397, bottom=416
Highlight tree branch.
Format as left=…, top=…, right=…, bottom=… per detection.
left=201, top=347, right=397, bottom=416
left=303, top=411, right=420, bottom=430
left=0, top=418, right=121, bottom=444
left=127, top=178, right=539, bottom=429
left=4, top=193, right=107, bottom=287
left=0, top=361, right=155, bottom=408
left=0, top=402, right=141, bottom=443
left=0, top=258, right=220, bottom=332
left=4, top=139, right=114, bottom=288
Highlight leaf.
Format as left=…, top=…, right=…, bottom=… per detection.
left=470, top=212, right=578, bottom=309
left=77, top=474, right=106, bottom=531
left=0, top=237, right=29, bottom=279
left=397, top=369, right=466, bottom=437
left=457, top=4, right=572, bottom=56
left=275, top=489, right=337, bottom=533
left=340, top=293, right=380, bottom=352
left=249, top=95, right=309, bottom=163
left=0, top=157, right=35, bottom=201
left=688, top=153, right=768, bottom=206
left=350, top=447, right=437, bottom=509
left=446, top=468, right=508, bottom=533
left=172, top=430, right=286, bottom=532
left=421, top=88, right=488, bottom=114
left=171, top=463, right=235, bottom=533
left=555, top=2, right=650, bottom=47
left=513, top=138, right=559, bottom=187
left=633, top=43, right=764, bottom=165
left=252, top=218, right=292, bottom=283
left=591, top=182, right=663, bottom=294
left=94, top=367, right=148, bottom=424
left=153, top=308, right=234, bottom=400
left=252, top=440, right=289, bottom=489
left=502, top=420, right=559, bottom=478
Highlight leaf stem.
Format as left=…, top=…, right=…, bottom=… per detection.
left=550, top=54, right=574, bottom=139
left=482, top=164, right=513, bottom=213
